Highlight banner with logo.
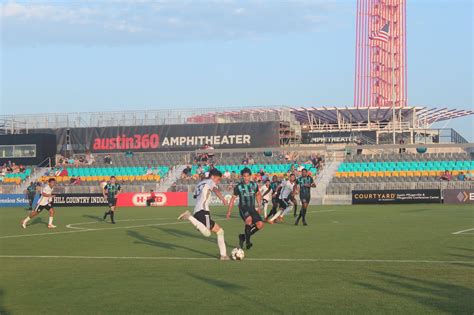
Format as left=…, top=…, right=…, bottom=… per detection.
left=117, top=192, right=188, bottom=207
left=443, top=189, right=474, bottom=204
left=352, top=189, right=441, bottom=204
left=0, top=194, right=31, bottom=207
left=52, top=194, right=109, bottom=207
left=32, top=121, right=280, bottom=153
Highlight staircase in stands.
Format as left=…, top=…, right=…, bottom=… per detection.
left=155, top=165, right=187, bottom=192
left=312, top=151, right=344, bottom=205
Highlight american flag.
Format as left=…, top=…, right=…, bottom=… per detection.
left=369, top=23, right=390, bottom=42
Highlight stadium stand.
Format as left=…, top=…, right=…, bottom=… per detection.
left=327, top=151, right=474, bottom=196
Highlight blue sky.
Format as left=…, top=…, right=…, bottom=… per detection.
left=1, top=0, right=473, bottom=140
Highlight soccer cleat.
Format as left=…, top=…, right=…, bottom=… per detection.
left=303, top=222, right=308, bottom=226
left=47, top=224, right=57, bottom=229
left=21, top=220, right=27, bottom=229
left=111, top=221, right=116, bottom=224
left=245, top=242, right=253, bottom=250
left=219, top=255, right=230, bottom=261
left=177, top=211, right=191, bottom=221
left=238, top=234, right=245, bottom=249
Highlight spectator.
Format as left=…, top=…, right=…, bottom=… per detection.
left=104, top=154, right=112, bottom=164
left=125, top=150, right=134, bottom=158
left=223, top=170, right=231, bottom=179
left=457, top=172, right=466, bottom=181
left=146, top=166, right=154, bottom=175
left=72, top=177, right=82, bottom=185
left=355, top=139, right=363, bottom=155
left=146, top=190, right=156, bottom=206
left=440, top=170, right=452, bottom=181
left=248, top=155, right=255, bottom=165
left=85, top=151, right=95, bottom=165
left=465, top=172, right=473, bottom=181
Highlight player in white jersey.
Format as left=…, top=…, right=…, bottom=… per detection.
left=21, top=178, right=57, bottom=229
left=259, top=180, right=272, bottom=218
left=177, top=169, right=230, bottom=260
left=268, top=173, right=297, bottom=223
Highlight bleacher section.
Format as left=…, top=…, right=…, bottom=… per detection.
left=41, top=166, right=168, bottom=184
left=327, top=152, right=474, bottom=195
left=1, top=169, right=32, bottom=184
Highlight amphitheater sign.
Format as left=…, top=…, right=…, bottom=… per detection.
left=35, top=122, right=280, bottom=153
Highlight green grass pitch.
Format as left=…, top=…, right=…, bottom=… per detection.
left=0, top=204, right=473, bottom=314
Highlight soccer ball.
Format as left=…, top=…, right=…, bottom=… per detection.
left=231, top=248, right=245, bottom=261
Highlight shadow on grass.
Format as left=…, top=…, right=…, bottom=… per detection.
left=0, top=289, right=10, bottom=315
left=153, top=226, right=239, bottom=248
left=187, top=273, right=247, bottom=291
left=186, top=273, right=284, bottom=314
left=82, top=214, right=103, bottom=222
left=126, top=230, right=216, bottom=258
left=354, top=270, right=474, bottom=313
left=29, top=217, right=46, bottom=226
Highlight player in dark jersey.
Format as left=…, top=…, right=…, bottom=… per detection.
left=103, top=176, right=121, bottom=224
left=295, top=169, right=316, bottom=226
left=227, top=167, right=264, bottom=250
left=25, top=181, right=37, bottom=210
left=265, top=175, right=281, bottom=221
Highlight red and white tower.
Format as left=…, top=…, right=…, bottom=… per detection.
left=354, top=0, right=407, bottom=108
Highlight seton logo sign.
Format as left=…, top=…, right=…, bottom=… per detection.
left=444, top=189, right=474, bottom=204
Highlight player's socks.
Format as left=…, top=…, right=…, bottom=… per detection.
left=238, top=234, right=245, bottom=248
left=22, top=216, right=31, bottom=228
left=281, top=205, right=293, bottom=217
left=187, top=215, right=211, bottom=237
left=103, top=210, right=110, bottom=220
left=244, top=225, right=253, bottom=247
left=267, top=205, right=277, bottom=219
left=293, top=203, right=298, bottom=217
left=263, top=203, right=268, bottom=218
left=269, top=210, right=282, bottom=222
left=216, top=229, right=227, bottom=257
left=48, top=216, right=54, bottom=225
left=302, top=207, right=308, bottom=225
left=110, top=211, right=115, bottom=224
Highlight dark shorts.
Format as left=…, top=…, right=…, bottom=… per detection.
left=300, top=194, right=311, bottom=204
left=262, top=199, right=270, bottom=205
left=239, top=206, right=262, bottom=223
left=193, top=210, right=215, bottom=230
left=278, top=198, right=290, bottom=209
left=271, top=197, right=279, bottom=204
left=108, top=197, right=117, bottom=207
left=34, top=203, right=53, bottom=212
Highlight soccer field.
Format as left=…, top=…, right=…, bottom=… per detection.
left=0, top=204, right=473, bottom=314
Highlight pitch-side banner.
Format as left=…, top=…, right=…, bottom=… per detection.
left=443, top=189, right=474, bottom=204
left=352, top=189, right=441, bottom=204
left=33, top=122, right=280, bottom=153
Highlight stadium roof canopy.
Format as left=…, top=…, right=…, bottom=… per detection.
left=187, top=106, right=474, bottom=126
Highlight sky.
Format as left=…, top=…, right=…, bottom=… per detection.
left=0, top=0, right=473, bottom=140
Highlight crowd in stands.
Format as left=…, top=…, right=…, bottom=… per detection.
left=177, top=152, right=325, bottom=192
left=56, top=151, right=96, bottom=166
left=0, top=162, right=27, bottom=183
left=440, top=170, right=472, bottom=182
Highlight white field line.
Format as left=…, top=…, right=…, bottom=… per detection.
left=66, top=217, right=171, bottom=230
left=0, top=209, right=337, bottom=240
left=0, top=221, right=189, bottom=239
left=452, top=228, right=474, bottom=235
left=0, top=255, right=472, bottom=265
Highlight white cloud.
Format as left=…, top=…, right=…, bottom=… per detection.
left=1, top=0, right=337, bottom=46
